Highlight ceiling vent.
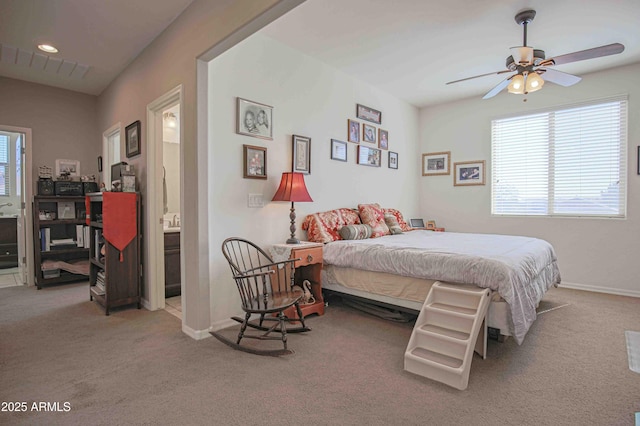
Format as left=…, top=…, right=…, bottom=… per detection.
left=0, top=44, right=90, bottom=80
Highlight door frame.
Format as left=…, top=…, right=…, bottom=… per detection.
left=0, top=125, right=33, bottom=285
left=145, top=85, right=183, bottom=312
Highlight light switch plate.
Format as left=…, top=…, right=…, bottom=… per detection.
left=248, top=193, right=264, bottom=208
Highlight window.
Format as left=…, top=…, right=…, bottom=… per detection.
left=0, top=134, right=9, bottom=196
left=492, top=97, right=627, bottom=218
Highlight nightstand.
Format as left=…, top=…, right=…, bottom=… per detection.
left=271, top=242, right=324, bottom=321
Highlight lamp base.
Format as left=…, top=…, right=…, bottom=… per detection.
left=286, top=237, right=300, bottom=244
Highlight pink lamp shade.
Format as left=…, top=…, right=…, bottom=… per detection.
left=272, top=172, right=312, bottom=244
left=271, top=172, right=313, bottom=202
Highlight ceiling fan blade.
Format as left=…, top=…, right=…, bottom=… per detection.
left=446, top=69, right=512, bottom=85
left=482, top=76, right=512, bottom=99
left=537, top=68, right=581, bottom=87
left=541, top=43, right=624, bottom=66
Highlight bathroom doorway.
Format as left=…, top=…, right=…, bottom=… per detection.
left=161, top=104, right=182, bottom=319
left=0, top=126, right=34, bottom=287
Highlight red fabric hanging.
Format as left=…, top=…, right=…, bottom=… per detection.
left=102, top=192, right=137, bottom=262
left=85, top=196, right=91, bottom=225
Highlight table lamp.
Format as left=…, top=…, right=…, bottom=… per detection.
left=272, top=172, right=313, bottom=244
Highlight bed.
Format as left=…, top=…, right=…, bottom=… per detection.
left=302, top=205, right=561, bottom=345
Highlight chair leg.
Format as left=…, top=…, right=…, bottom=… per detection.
left=259, top=313, right=265, bottom=327
left=295, top=302, right=308, bottom=330
left=237, top=312, right=251, bottom=345
left=278, top=311, right=288, bottom=351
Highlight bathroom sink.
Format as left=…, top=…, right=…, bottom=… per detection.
left=164, top=226, right=181, bottom=233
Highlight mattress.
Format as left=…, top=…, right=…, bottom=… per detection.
left=322, top=230, right=561, bottom=344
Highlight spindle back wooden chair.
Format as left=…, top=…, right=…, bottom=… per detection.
left=211, top=237, right=311, bottom=355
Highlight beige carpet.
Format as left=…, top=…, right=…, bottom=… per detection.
left=0, top=282, right=639, bottom=425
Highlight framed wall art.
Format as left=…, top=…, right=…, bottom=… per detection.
left=236, top=97, right=273, bottom=140
left=453, top=160, right=485, bottom=186
left=125, top=120, right=141, bottom=158
left=422, top=151, right=451, bottom=176
left=357, top=145, right=381, bottom=167
left=331, top=139, right=347, bottom=162
left=363, top=124, right=376, bottom=144
left=243, top=144, right=267, bottom=179
left=378, top=129, right=388, bottom=150
left=356, top=103, right=382, bottom=124
left=55, top=159, right=80, bottom=178
left=388, top=151, right=398, bottom=169
left=292, top=135, right=311, bottom=174
left=348, top=119, right=360, bottom=143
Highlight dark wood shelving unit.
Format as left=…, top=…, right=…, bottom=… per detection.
left=32, top=195, right=89, bottom=289
left=88, top=193, right=141, bottom=315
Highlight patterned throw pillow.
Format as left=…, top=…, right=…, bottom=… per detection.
left=384, top=213, right=403, bottom=235
left=302, top=208, right=362, bottom=243
left=339, top=224, right=372, bottom=240
left=357, top=203, right=390, bottom=238
left=383, top=208, right=411, bottom=232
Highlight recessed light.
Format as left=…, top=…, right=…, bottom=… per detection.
left=37, top=44, right=59, bottom=53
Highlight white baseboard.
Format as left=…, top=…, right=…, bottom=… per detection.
left=559, top=281, right=640, bottom=298
left=182, top=324, right=212, bottom=340
left=210, top=317, right=237, bottom=332
left=141, top=298, right=154, bottom=311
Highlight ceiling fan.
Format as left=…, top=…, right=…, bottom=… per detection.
left=446, top=9, right=625, bottom=99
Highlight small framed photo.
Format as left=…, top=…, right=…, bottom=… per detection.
left=55, top=159, right=80, bottom=178
left=357, top=145, right=381, bottom=167
left=125, top=120, right=141, bottom=158
left=292, top=135, right=311, bottom=174
left=356, top=103, right=382, bottom=124
left=426, top=220, right=436, bottom=230
left=388, top=151, right=398, bottom=169
left=363, top=124, right=376, bottom=144
left=422, top=151, right=451, bottom=176
left=409, top=218, right=425, bottom=229
left=348, top=119, right=360, bottom=143
left=331, top=139, right=347, bottom=162
left=237, top=98, right=273, bottom=140
left=378, top=129, right=388, bottom=150
left=454, top=160, right=486, bottom=186
left=243, top=144, right=267, bottom=179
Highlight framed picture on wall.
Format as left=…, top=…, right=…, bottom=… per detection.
left=292, top=135, right=311, bottom=174
left=363, top=124, right=376, bottom=144
left=331, top=139, right=347, bottom=162
left=236, top=98, right=273, bottom=140
left=388, top=151, right=398, bottom=169
left=356, top=103, right=382, bottom=124
left=125, top=120, right=141, bottom=158
left=453, top=160, right=485, bottom=186
left=243, top=144, right=267, bottom=179
left=422, top=151, right=451, bottom=176
left=357, top=145, right=381, bottom=167
left=348, top=119, right=360, bottom=143
left=55, top=159, right=80, bottom=178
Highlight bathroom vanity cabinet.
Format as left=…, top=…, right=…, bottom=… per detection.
left=0, top=217, right=18, bottom=269
left=164, top=230, right=181, bottom=298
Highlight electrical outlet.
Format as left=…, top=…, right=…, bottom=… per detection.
left=248, top=193, right=264, bottom=208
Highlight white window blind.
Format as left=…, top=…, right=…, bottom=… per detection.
left=492, top=97, right=627, bottom=218
left=0, top=134, right=9, bottom=196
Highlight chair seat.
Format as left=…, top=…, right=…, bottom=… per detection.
left=242, top=288, right=304, bottom=314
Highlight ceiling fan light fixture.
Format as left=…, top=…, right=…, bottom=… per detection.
left=507, top=74, right=525, bottom=94
left=526, top=72, right=545, bottom=93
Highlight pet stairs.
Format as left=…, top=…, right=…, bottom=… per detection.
left=404, top=281, right=492, bottom=390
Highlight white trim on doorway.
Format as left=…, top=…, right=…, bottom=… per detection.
left=145, top=85, right=183, bottom=313
left=0, top=125, right=33, bottom=286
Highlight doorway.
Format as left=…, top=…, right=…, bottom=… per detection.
left=0, top=126, right=33, bottom=287
left=145, top=86, right=184, bottom=320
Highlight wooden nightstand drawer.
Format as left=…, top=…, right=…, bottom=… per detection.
left=292, top=246, right=322, bottom=267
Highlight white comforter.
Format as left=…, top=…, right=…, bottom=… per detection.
left=322, top=230, right=561, bottom=344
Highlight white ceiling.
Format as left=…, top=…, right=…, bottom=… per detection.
left=0, top=0, right=638, bottom=106
left=0, top=0, right=193, bottom=95
left=263, top=0, right=640, bottom=107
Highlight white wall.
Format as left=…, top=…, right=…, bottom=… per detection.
left=208, top=33, right=420, bottom=323
left=418, top=62, right=640, bottom=296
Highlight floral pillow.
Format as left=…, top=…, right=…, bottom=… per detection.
left=384, top=208, right=411, bottom=232
left=302, top=208, right=361, bottom=243
left=357, top=203, right=389, bottom=238
left=339, top=224, right=372, bottom=240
